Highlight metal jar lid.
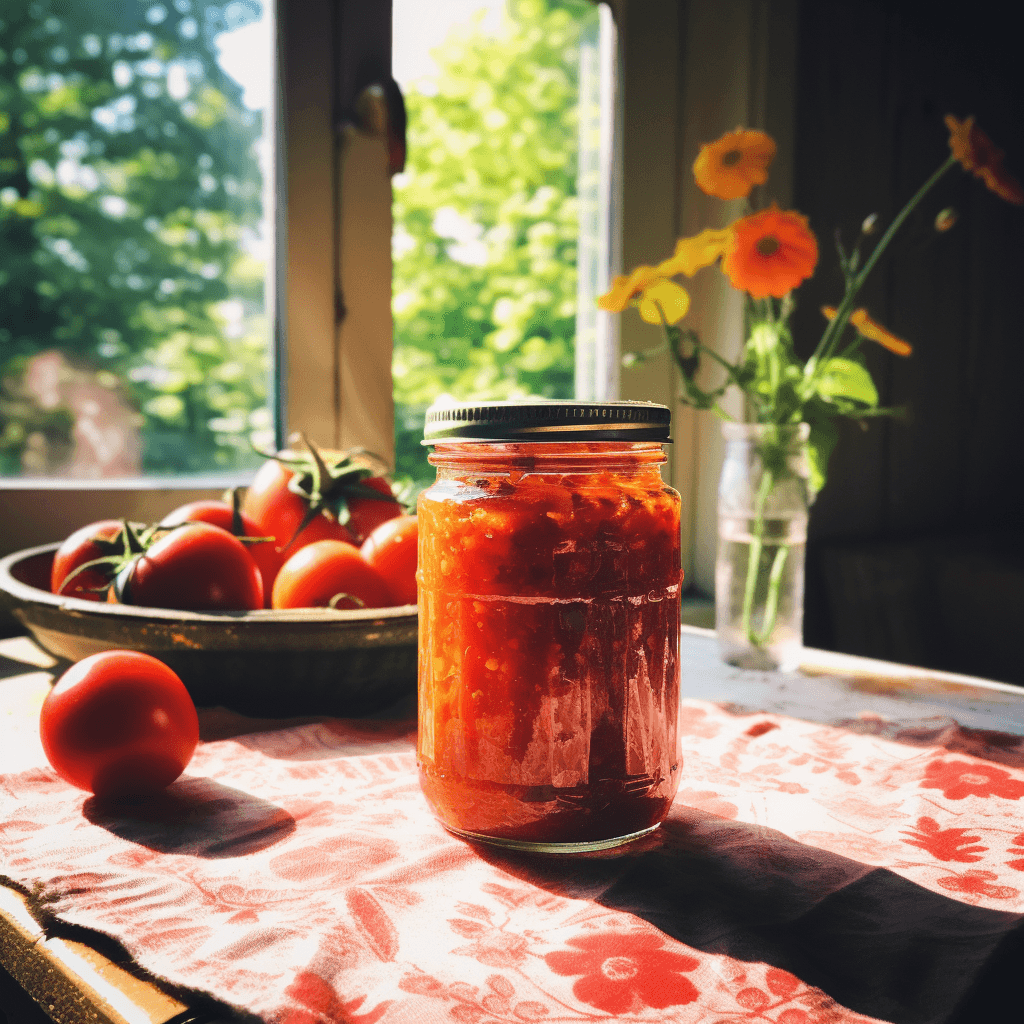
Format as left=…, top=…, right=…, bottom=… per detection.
left=423, top=400, right=671, bottom=443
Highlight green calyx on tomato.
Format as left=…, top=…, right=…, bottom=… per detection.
left=55, top=519, right=158, bottom=598
left=159, top=489, right=279, bottom=608
left=60, top=508, right=272, bottom=604
left=115, top=521, right=265, bottom=611
left=160, top=489, right=276, bottom=549
left=219, top=486, right=276, bottom=546
left=257, top=435, right=406, bottom=549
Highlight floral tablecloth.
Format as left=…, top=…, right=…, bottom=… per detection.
left=2, top=699, right=1023, bottom=1024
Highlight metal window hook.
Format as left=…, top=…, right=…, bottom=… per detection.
left=337, top=78, right=407, bottom=177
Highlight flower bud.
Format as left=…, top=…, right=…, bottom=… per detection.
left=621, top=352, right=639, bottom=368
left=934, top=207, right=958, bottom=232
left=861, top=213, right=879, bottom=235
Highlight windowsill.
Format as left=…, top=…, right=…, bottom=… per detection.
left=0, top=474, right=256, bottom=491
left=0, top=481, right=245, bottom=564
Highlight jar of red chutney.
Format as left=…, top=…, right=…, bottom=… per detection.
left=417, top=400, right=682, bottom=853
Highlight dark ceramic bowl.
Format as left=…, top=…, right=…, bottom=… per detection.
left=0, top=543, right=418, bottom=717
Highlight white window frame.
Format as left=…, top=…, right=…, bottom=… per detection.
left=0, top=0, right=798, bottom=608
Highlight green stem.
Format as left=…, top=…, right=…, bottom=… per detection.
left=741, top=466, right=775, bottom=644
left=655, top=303, right=741, bottom=413
left=803, top=154, right=958, bottom=390
left=855, top=154, right=957, bottom=290
left=753, top=541, right=790, bottom=645
left=694, top=340, right=739, bottom=378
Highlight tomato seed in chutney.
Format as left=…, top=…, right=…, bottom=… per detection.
left=417, top=401, right=682, bottom=853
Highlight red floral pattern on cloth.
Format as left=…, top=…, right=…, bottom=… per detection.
left=899, top=817, right=987, bottom=862
left=1006, top=833, right=1024, bottom=871
left=2, top=702, right=1024, bottom=1023
left=920, top=758, right=1024, bottom=801
left=544, top=931, right=700, bottom=1014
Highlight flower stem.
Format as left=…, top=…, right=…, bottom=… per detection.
left=694, top=340, right=743, bottom=384
left=856, top=154, right=957, bottom=289
left=741, top=466, right=775, bottom=644
left=803, top=154, right=958, bottom=388
left=754, top=541, right=790, bottom=645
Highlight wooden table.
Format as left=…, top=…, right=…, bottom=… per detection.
left=2, top=629, right=1022, bottom=1024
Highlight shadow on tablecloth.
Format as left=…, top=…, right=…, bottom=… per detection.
left=473, top=808, right=1022, bottom=1024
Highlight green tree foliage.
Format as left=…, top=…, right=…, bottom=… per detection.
left=392, top=0, right=596, bottom=484
left=0, top=0, right=268, bottom=475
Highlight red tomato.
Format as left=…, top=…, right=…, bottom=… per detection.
left=242, top=458, right=356, bottom=560
left=345, top=475, right=404, bottom=544
left=360, top=515, right=418, bottom=606
left=51, top=519, right=125, bottom=601
left=118, top=522, right=263, bottom=611
left=39, top=651, right=199, bottom=797
left=160, top=499, right=284, bottom=607
left=272, top=539, right=391, bottom=610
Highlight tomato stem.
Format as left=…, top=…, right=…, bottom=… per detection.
left=261, top=435, right=402, bottom=548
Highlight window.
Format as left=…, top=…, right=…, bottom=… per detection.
left=0, top=0, right=275, bottom=480
left=1, top=0, right=796, bottom=607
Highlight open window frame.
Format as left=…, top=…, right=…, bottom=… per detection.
left=0, top=0, right=395, bottom=558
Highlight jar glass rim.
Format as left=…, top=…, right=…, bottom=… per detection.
left=427, top=440, right=668, bottom=470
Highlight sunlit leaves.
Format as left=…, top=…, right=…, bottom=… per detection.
left=804, top=412, right=839, bottom=498
left=0, top=0, right=267, bottom=473
left=392, top=0, right=594, bottom=484
left=814, top=357, right=879, bottom=408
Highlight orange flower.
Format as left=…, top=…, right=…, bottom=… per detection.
left=945, top=115, right=1024, bottom=205
left=599, top=266, right=690, bottom=325
left=721, top=205, right=818, bottom=299
left=693, top=128, right=776, bottom=200
left=822, top=306, right=912, bottom=357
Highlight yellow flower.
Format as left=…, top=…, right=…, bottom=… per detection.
left=822, top=306, right=912, bottom=357
left=658, top=228, right=731, bottom=277
left=636, top=279, right=690, bottom=325
left=693, top=128, right=776, bottom=201
left=598, top=266, right=690, bottom=325
left=598, top=265, right=662, bottom=312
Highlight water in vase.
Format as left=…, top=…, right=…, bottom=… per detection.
left=715, top=513, right=806, bottom=671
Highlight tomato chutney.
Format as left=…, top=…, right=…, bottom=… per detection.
left=417, top=400, right=682, bottom=852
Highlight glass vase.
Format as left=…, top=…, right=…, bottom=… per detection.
left=715, top=422, right=810, bottom=671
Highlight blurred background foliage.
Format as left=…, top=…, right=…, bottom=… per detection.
left=0, top=0, right=268, bottom=476
left=1, top=0, right=592, bottom=483
left=391, top=0, right=594, bottom=486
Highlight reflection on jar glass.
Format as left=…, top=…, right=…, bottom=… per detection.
left=417, top=401, right=683, bottom=853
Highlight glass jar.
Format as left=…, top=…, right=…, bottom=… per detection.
left=417, top=400, right=682, bottom=853
left=715, top=422, right=810, bottom=671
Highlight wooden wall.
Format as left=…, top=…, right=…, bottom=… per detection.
left=790, top=0, right=1024, bottom=682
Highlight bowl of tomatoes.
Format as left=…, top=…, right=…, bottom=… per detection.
left=0, top=444, right=421, bottom=718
